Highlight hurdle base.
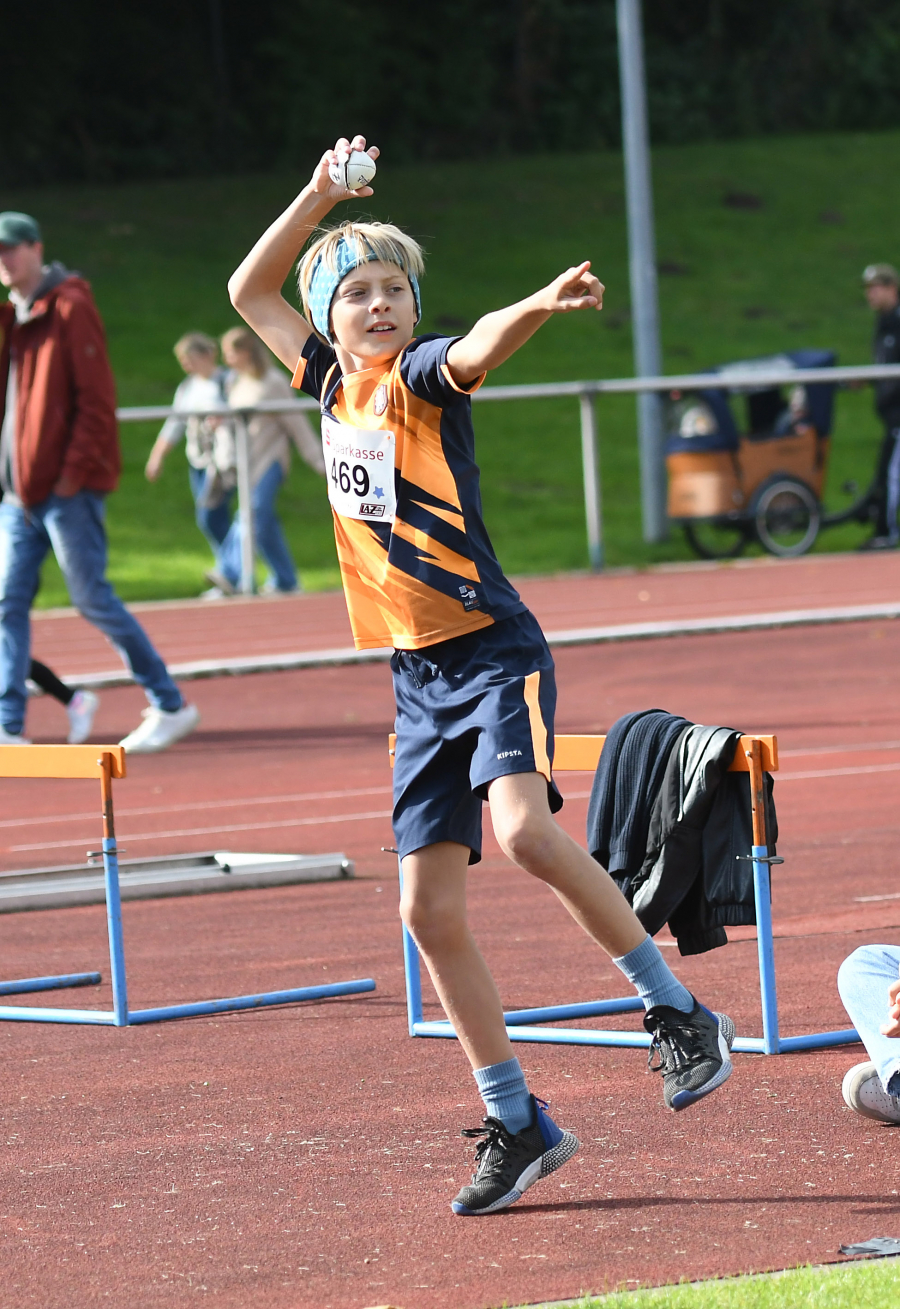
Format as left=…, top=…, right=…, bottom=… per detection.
left=127, top=978, right=376, bottom=1024
left=411, top=1010, right=861, bottom=1054
left=0, top=971, right=101, bottom=996
left=0, top=977, right=375, bottom=1025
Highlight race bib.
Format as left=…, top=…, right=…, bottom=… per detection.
left=322, top=416, right=396, bottom=523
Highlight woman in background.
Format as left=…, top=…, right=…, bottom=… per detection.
left=216, top=326, right=325, bottom=594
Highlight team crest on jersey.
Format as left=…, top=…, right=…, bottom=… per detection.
left=373, top=384, right=388, bottom=416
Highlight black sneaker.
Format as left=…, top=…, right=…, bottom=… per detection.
left=644, top=999, right=735, bottom=1111
left=451, top=1095, right=578, bottom=1216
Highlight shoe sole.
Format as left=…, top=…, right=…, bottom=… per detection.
left=670, top=1013, right=735, bottom=1112
left=450, top=1130, right=579, bottom=1216
left=120, top=709, right=201, bottom=754
left=842, top=1062, right=900, bottom=1124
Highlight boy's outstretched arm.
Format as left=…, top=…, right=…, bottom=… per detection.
left=445, top=261, right=604, bottom=385
left=228, top=135, right=379, bottom=371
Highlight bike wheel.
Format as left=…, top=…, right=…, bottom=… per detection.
left=753, top=477, right=820, bottom=557
left=683, top=520, right=749, bottom=560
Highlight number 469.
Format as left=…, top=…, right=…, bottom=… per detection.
left=330, top=459, right=370, bottom=497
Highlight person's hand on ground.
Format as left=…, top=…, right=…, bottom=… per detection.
left=880, top=970, right=900, bottom=1037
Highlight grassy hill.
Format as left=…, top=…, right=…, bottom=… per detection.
left=5, top=129, right=900, bottom=605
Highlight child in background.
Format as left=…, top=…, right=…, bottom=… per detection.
left=227, top=135, right=735, bottom=1217
left=216, top=326, right=324, bottom=595
left=144, top=333, right=234, bottom=595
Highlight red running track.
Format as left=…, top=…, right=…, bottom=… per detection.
left=2, top=618, right=900, bottom=1308
left=27, top=548, right=900, bottom=678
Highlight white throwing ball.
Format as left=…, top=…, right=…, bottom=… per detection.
left=328, top=150, right=377, bottom=191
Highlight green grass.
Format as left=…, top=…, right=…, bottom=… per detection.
left=523, top=1258, right=900, bottom=1308
left=7, top=129, right=900, bottom=605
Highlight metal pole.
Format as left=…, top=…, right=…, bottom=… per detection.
left=616, top=0, right=667, bottom=543
left=234, top=414, right=255, bottom=594
left=579, top=392, right=603, bottom=570
left=99, top=754, right=128, bottom=1027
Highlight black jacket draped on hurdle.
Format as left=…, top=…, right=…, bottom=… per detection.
left=586, top=709, right=778, bottom=956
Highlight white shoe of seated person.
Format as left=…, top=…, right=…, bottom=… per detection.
left=0, top=724, right=29, bottom=745
left=842, top=1061, right=900, bottom=1124
left=66, top=689, right=100, bottom=744
left=118, top=703, right=200, bottom=754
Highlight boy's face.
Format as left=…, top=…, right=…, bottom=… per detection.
left=329, top=260, right=417, bottom=365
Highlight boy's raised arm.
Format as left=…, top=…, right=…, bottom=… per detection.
left=445, top=261, right=604, bottom=386
left=228, top=135, right=379, bottom=372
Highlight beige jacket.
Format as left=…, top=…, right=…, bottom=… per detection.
left=227, top=367, right=324, bottom=486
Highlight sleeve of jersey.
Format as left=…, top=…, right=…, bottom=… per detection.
left=291, top=334, right=337, bottom=399
left=400, top=334, right=486, bottom=407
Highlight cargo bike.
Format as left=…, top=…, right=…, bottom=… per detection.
left=666, top=349, right=875, bottom=559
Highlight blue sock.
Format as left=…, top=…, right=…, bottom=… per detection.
left=473, top=1057, right=533, bottom=1134
left=613, top=934, right=694, bottom=1013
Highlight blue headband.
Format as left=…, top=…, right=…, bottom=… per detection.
left=307, top=236, right=421, bottom=344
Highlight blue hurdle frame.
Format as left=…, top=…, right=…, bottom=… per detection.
left=396, top=734, right=859, bottom=1056
left=0, top=746, right=375, bottom=1026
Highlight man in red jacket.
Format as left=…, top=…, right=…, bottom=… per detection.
left=0, top=211, right=199, bottom=751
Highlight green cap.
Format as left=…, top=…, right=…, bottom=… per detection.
left=0, top=211, right=41, bottom=248
left=863, top=262, right=899, bottom=286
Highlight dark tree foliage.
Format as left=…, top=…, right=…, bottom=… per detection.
left=3, top=0, right=900, bottom=185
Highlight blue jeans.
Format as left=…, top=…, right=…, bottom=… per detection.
left=188, top=465, right=233, bottom=566
left=0, top=492, right=183, bottom=733
left=837, top=944, right=900, bottom=1096
left=219, top=461, right=297, bottom=592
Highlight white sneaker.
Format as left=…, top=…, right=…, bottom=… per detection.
left=842, top=1061, right=900, bottom=1124
left=118, top=703, right=200, bottom=754
left=66, top=689, right=100, bottom=744
left=0, top=724, right=30, bottom=745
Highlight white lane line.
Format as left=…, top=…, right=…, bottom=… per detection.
left=9, top=808, right=394, bottom=853
left=46, top=599, right=900, bottom=690
left=0, top=785, right=392, bottom=830
left=776, top=762, right=900, bottom=781
left=780, top=740, right=900, bottom=758
left=5, top=762, right=895, bottom=852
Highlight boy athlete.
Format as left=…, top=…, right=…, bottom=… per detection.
left=229, top=135, right=735, bottom=1217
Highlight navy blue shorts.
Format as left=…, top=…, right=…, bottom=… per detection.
left=391, top=610, right=563, bottom=865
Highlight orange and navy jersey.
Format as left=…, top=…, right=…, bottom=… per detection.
left=292, top=333, right=525, bottom=651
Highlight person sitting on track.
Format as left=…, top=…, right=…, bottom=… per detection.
left=837, top=944, right=900, bottom=1124
left=227, top=133, right=736, bottom=1218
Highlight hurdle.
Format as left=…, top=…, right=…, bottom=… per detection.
left=391, top=732, right=859, bottom=1056
left=0, top=745, right=375, bottom=1026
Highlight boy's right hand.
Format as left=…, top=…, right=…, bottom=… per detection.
left=310, top=135, right=379, bottom=202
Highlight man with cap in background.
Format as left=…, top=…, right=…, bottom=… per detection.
left=0, top=211, right=200, bottom=750
left=861, top=262, right=900, bottom=550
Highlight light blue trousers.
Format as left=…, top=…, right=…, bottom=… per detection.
left=837, top=944, right=900, bottom=1096
left=0, top=492, right=182, bottom=733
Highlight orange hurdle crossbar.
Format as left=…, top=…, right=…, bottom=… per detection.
left=0, top=745, right=375, bottom=1027
left=392, top=730, right=859, bottom=1055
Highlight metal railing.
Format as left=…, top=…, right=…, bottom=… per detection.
left=117, top=362, right=900, bottom=589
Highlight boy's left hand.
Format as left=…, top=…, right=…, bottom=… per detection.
left=541, top=261, right=605, bottom=314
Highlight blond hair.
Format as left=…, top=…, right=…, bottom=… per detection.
left=174, top=331, right=218, bottom=360
left=297, top=219, right=425, bottom=343
left=221, top=325, right=270, bottom=379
